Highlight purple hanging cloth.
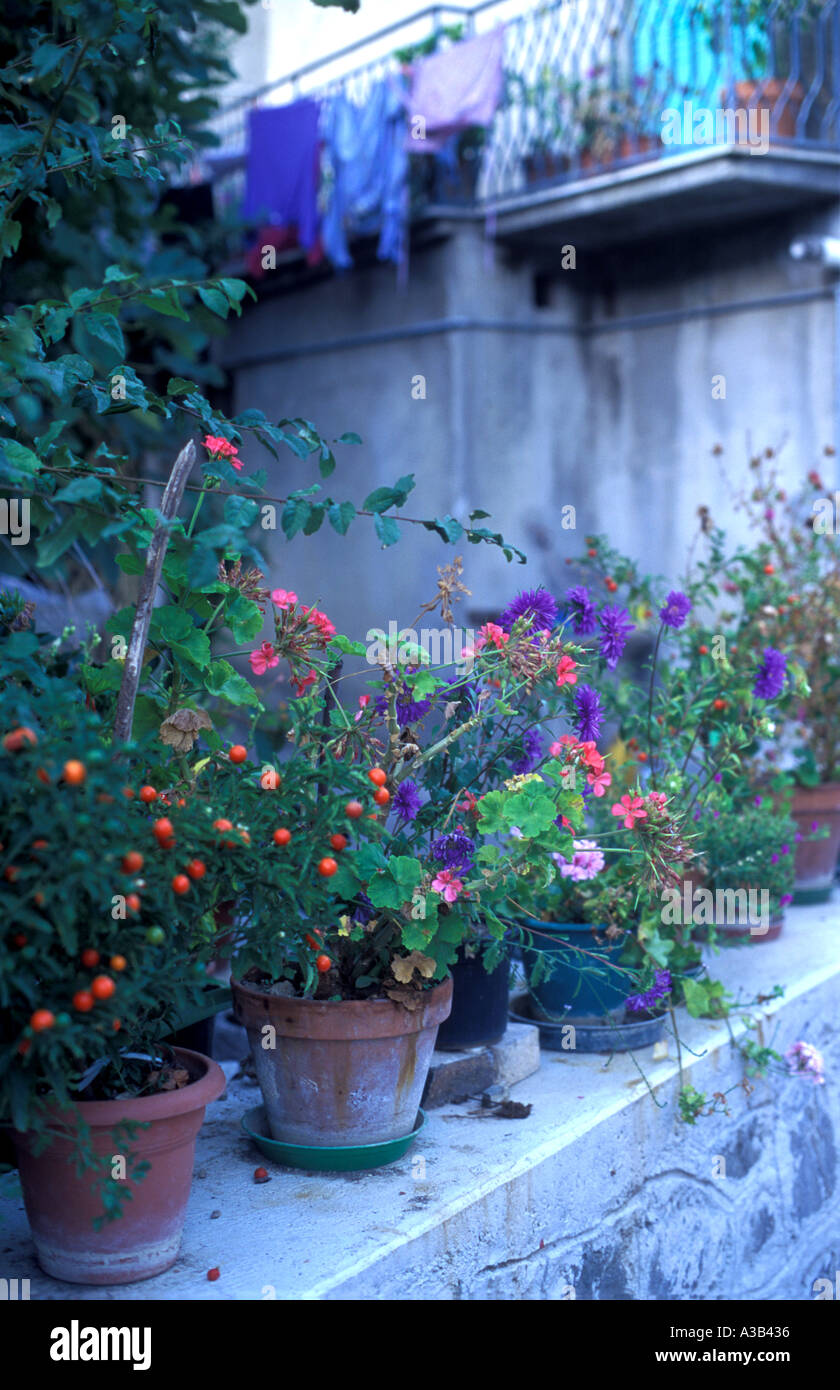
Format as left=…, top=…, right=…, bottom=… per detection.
left=408, top=27, right=505, bottom=153
left=243, top=100, right=321, bottom=253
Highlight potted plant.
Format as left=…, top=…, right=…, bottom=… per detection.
left=693, top=0, right=817, bottom=138
left=228, top=578, right=671, bottom=1155
left=710, top=454, right=840, bottom=899
left=695, top=796, right=796, bottom=941
left=0, top=659, right=229, bottom=1285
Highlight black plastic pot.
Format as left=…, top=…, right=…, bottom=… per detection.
left=435, top=946, right=510, bottom=1051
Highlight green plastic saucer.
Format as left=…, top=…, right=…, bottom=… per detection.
left=240, top=1104, right=427, bottom=1172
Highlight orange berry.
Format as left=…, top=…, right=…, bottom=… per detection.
left=139, top=785, right=158, bottom=803
left=315, top=954, right=332, bottom=973
left=153, top=817, right=174, bottom=846
left=329, top=833, right=347, bottom=852
left=121, top=851, right=144, bottom=874
left=73, top=990, right=94, bottom=1012
left=368, top=767, right=387, bottom=786
left=91, top=975, right=116, bottom=1000
left=763, top=563, right=775, bottom=575
left=172, top=874, right=190, bottom=895
left=186, top=859, right=206, bottom=879
left=698, top=644, right=709, bottom=656
left=62, top=759, right=86, bottom=785
left=31, top=839, right=48, bottom=850
left=36, top=766, right=50, bottom=784
left=207, top=1268, right=220, bottom=1281
left=713, top=698, right=727, bottom=711
left=587, top=548, right=597, bottom=557
left=373, top=787, right=391, bottom=806
left=317, top=857, right=338, bottom=877
left=121, top=785, right=134, bottom=799
left=110, top=955, right=127, bottom=972
left=229, top=745, right=248, bottom=764
left=345, top=801, right=363, bottom=820
left=30, top=1009, right=55, bottom=1032
left=12, top=932, right=27, bottom=947
left=213, top=818, right=233, bottom=834
left=112, top=1018, right=122, bottom=1032
left=3, top=726, right=37, bottom=752
left=273, top=828, right=291, bottom=846
left=4, top=865, right=18, bottom=882
left=81, top=948, right=100, bottom=969
left=126, top=893, right=141, bottom=913
left=33, top=891, right=44, bottom=907
left=605, top=578, right=618, bottom=593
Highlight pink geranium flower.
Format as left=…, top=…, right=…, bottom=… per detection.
left=475, top=622, right=509, bottom=653
left=555, top=654, right=578, bottom=687
left=271, top=589, right=298, bottom=610
left=203, top=434, right=242, bottom=471
left=301, top=605, right=336, bottom=640
left=292, top=667, right=318, bottom=697
left=611, top=794, right=648, bottom=829
left=249, top=642, right=279, bottom=676
left=549, top=734, right=578, bottom=758
left=587, top=768, right=612, bottom=797
left=431, top=869, right=464, bottom=903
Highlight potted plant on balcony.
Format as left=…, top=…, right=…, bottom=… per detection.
left=572, top=69, right=663, bottom=172
left=693, top=0, right=817, bottom=138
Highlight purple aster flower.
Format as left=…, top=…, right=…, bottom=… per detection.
left=499, top=586, right=558, bottom=636
left=713, top=773, right=722, bottom=783
left=794, top=831, right=803, bottom=843
left=626, top=969, right=672, bottom=1013
left=393, top=779, right=422, bottom=823
left=574, top=685, right=603, bottom=742
left=512, top=728, right=543, bottom=775
left=659, top=590, right=692, bottom=629
left=781, top=892, right=793, bottom=906
left=780, top=843, right=789, bottom=855
left=771, top=853, right=779, bottom=864
left=375, top=670, right=433, bottom=726
left=352, top=892, right=375, bottom=926
left=430, top=831, right=475, bottom=874
left=753, top=648, right=787, bottom=700
left=754, top=795, right=763, bottom=807
left=598, top=605, right=635, bottom=671
left=565, top=585, right=598, bottom=635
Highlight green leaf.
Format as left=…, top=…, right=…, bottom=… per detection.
left=282, top=498, right=311, bottom=539
left=83, top=312, right=125, bottom=358
left=337, top=431, right=362, bottom=444
left=330, top=634, right=367, bottom=656
left=197, top=285, right=230, bottom=318
left=204, top=659, right=261, bottom=708
left=52, top=476, right=104, bottom=504
left=374, top=513, right=401, bottom=548
left=225, top=594, right=263, bottom=644
left=328, top=500, right=355, bottom=535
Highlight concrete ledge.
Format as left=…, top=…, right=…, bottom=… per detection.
left=2, top=902, right=839, bottom=1301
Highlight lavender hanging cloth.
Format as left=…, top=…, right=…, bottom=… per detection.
left=408, top=28, right=505, bottom=153
left=321, top=76, right=409, bottom=271
left=243, top=100, right=321, bottom=253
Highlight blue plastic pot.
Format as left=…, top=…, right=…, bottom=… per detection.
left=521, top=921, right=631, bottom=1023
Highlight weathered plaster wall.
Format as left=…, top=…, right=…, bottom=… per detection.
left=219, top=198, right=838, bottom=649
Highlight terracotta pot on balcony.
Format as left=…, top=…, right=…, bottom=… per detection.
left=579, top=134, right=659, bottom=174
left=724, top=80, right=805, bottom=140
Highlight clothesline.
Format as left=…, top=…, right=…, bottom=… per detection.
left=199, top=27, right=506, bottom=278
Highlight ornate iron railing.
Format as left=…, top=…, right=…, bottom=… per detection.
left=210, top=0, right=840, bottom=215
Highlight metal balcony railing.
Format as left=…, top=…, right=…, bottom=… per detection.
left=210, top=0, right=840, bottom=219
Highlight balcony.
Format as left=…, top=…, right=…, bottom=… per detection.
left=208, top=0, right=840, bottom=262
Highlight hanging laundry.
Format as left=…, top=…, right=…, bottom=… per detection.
left=408, top=27, right=505, bottom=153
left=321, top=76, right=409, bottom=271
left=243, top=100, right=321, bottom=255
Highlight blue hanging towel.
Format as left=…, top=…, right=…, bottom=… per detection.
left=243, top=100, right=321, bottom=253
left=321, top=76, right=409, bottom=270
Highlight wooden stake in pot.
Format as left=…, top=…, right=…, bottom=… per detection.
left=113, top=440, right=196, bottom=743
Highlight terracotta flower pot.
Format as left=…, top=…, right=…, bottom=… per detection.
left=790, top=783, right=840, bottom=902
left=11, top=1047, right=225, bottom=1285
left=729, top=79, right=804, bottom=140
left=231, top=974, right=453, bottom=1147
